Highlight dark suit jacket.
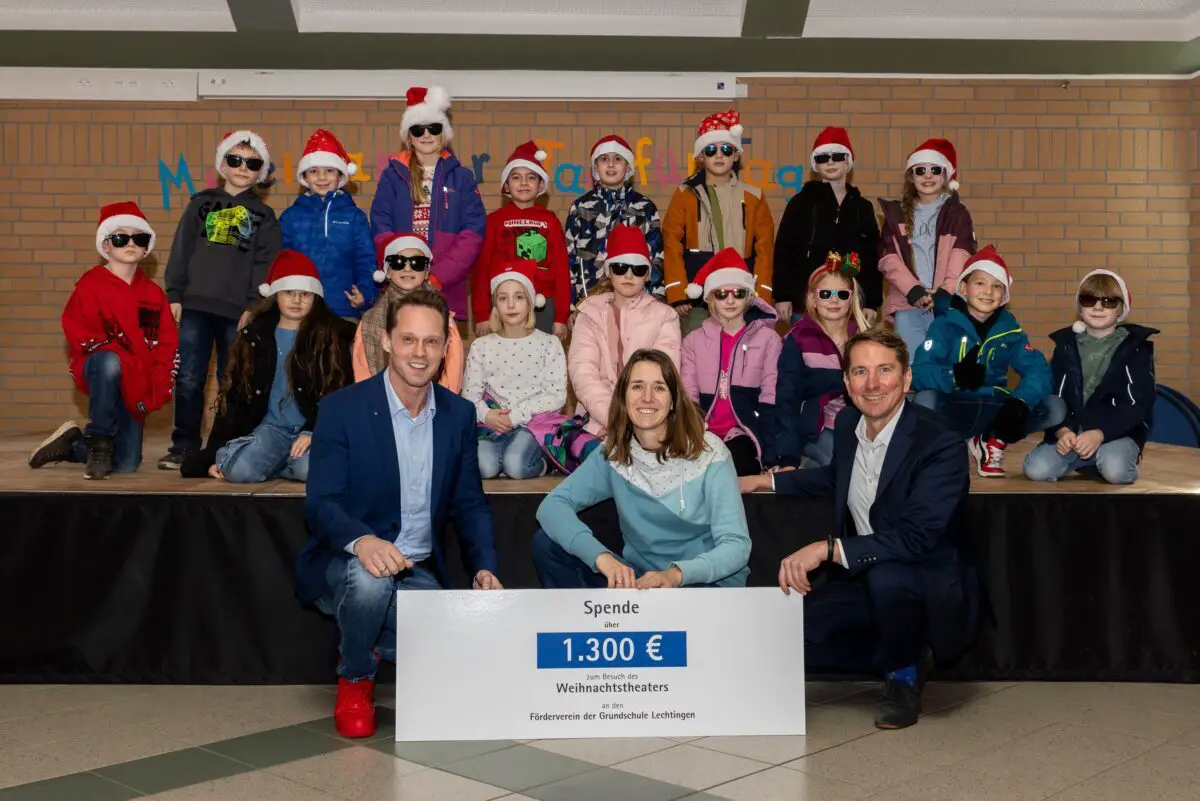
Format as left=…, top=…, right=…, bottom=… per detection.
left=295, top=372, right=499, bottom=604
left=775, top=401, right=983, bottom=665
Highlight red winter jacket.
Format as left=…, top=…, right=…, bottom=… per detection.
left=472, top=202, right=571, bottom=325
left=62, top=265, right=179, bottom=419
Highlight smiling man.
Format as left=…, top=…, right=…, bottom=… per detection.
left=740, top=328, right=982, bottom=730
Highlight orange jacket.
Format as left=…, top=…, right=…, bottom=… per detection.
left=351, top=320, right=464, bottom=393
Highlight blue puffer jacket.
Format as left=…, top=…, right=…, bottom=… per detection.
left=281, top=190, right=377, bottom=319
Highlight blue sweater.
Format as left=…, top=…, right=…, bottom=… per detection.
left=536, top=433, right=750, bottom=586
left=281, top=191, right=377, bottom=319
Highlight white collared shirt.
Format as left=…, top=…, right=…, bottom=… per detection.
left=839, top=405, right=905, bottom=567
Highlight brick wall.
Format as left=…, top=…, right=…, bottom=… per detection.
left=0, top=77, right=1195, bottom=434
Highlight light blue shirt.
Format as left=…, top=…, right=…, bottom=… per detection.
left=912, top=194, right=947, bottom=289
left=384, top=377, right=436, bottom=562
left=264, top=326, right=306, bottom=431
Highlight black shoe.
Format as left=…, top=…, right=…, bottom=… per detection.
left=157, top=450, right=186, bottom=470
left=84, top=435, right=116, bottom=480
left=29, top=421, right=82, bottom=468
left=875, top=678, right=922, bottom=730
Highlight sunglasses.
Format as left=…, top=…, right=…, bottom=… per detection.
left=1079, top=294, right=1121, bottom=310
left=817, top=289, right=852, bottom=301
left=385, top=254, right=430, bottom=272
left=712, top=288, right=749, bottom=301
left=702, top=144, right=737, bottom=158
left=912, top=165, right=945, bottom=177
left=408, top=123, right=444, bottom=138
left=106, top=232, right=152, bottom=249
left=609, top=262, right=649, bottom=278
left=224, top=154, right=264, bottom=171
left=813, top=153, right=849, bottom=164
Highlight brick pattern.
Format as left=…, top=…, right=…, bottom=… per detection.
left=0, top=77, right=1195, bottom=433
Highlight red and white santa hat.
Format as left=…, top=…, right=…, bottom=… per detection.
left=1073, top=269, right=1132, bottom=332
left=259, top=250, right=323, bottom=298
left=590, top=134, right=635, bottom=180
left=401, top=86, right=454, bottom=143
left=811, top=126, right=854, bottom=172
left=906, top=138, right=959, bottom=192
left=693, top=109, right=744, bottom=159
left=96, top=201, right=156, bottom=260
left=957, top=245, right=1011, bottom=304
left=297, top=128, right=357, bottom=189
left=490, top=259, right=546, bottom=309
left=601, top=224, right=651, bottom=269
left=687, top=248, right=756, bottom=300
left=215, top=130, right=271, bottom=183
left=500, top=141, right=549, bottom=194
left=373, top=232, right=433, bottom=283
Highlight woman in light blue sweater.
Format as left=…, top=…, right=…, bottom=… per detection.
left=533, top=348, right=751, bottom=589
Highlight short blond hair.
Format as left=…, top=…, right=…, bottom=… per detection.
left=488, top=279, right=536, bottom=332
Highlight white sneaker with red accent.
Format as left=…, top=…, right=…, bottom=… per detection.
left=968, top=435, right=1007, bottom=477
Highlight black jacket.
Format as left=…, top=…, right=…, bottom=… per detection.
left=773, top=180, right=882, bottom=308
left=181, top=308, right=355, bottom=476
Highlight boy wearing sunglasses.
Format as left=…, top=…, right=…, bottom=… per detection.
left=160, top=129, right=282, bottom=470
left=31, top=202, right=179, bottom=480
left=663, top=109, right=775, bottom=336
left=1023, top=270, right=1156, bottom=485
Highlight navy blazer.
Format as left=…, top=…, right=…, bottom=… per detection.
left=774, top=401, right=983, bottom=664
left=295, top=372, right=499, bottom=604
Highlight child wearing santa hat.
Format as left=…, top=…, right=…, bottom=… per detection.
left=160, top=129, right=282, bottom=471
left=30, top=202, right=179, bottom=481
left=180, top=250, right=356, bottom=483
left=663, top=109, right=775, bottom=336
left=878, top=137, right=977, bottom=356
left=564, top=134, right=664, bottom=304
left=1023, top=270, right=1156, bottom=485
left=471, top=141, right=570, bottom=340
left=281, top=129, right=377, bottom=322
left=463, top=259, right=567, bottom=479
left=911, top=246, right=1065, bottom=477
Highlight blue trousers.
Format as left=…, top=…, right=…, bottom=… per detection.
left=1023, top=437, right=1141, bottom=485
left=477, top=427, right=547, bottom=480
left=69, top=351, right=144, bottom=473
left=914, top=390, right=1067, bottom=440
left=531, top=529, right=719, bottom=589
left=216, top=421, right=310, bottom=483
left=172, top=309, right=238, bottom=453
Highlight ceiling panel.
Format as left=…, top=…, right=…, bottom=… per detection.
left=808, top=0, right=1197, bottom=18
left=0, top=0, right=235, bottom=31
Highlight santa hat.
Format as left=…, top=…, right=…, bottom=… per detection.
left=500, top=141, right=549, bottom=194
left=400, top=86, right=454, bottom=143
left=95, top=201, right=155, bottom=260
left=490, top=259, right=546, bottom=309
left=693, top=109, right=744, bottom=159
left=687, top=248, right=756, bottom=300
left=811, top=127, right=854, bottom=172
left=601, top=224, right=651, bottom=269
left=906, top=138, right=959, bottom=192
left=1073, top=269, right=1132, bottom=333
left=957, top=245, right=1011, bottom=304
left=296, top=128, right=357, bottom=189
left=215, top=130, right=271, bottom=183
left=259, top=250, right=323, bottom=298
left=590, top=134, right=635, bottom=180
left=373, top=232, right=433, bottom=283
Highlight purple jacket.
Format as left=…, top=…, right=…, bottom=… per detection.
left=773, top=315, right=859, bottom=466
left=369, top=150, right=486, bottom=318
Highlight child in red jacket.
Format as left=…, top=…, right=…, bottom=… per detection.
left=472, top=141, right=569, bottom=340
left=29, top=202, right=179, bottom=479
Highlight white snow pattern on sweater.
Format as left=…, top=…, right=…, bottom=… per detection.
left=463, top=329, right=567, bottom=427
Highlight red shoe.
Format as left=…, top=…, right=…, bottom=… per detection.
left=335, top=677, right=376, bottom=738
left=968, top=435, right=1007, bottom=477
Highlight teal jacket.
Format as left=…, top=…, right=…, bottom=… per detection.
left=912, top=301, right=1052, bottom=406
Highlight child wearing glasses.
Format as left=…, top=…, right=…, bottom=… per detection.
left=464, top=260, right=566, bottom=479
left=159, top=130, right=282, bottom=470
left=570, top=225, right=681, bottom=438
left=680, top=249, right=782, bottom=477
left=1023, top=270, right=1156, bottom=485
left=878, top=138, right=976, bottom=356
left=281, top=129, right=377, bottom=322
left=369, top=86, right=486, bottom=326
left=353, top=232, right=464, bottom=392
left=663, top=110, right=775, bottom=336
left=471, top=142, right=570, bottom=339
left=773, top=127, right=882, bottom=323
left=30, top=202, right=178, bottom=480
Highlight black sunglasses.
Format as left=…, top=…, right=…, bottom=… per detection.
left=818, top=289, right=852, bottom=301
left=912, top=165, right=945, bottom=177
left=224, top=154, right=264, bottom=171
left=385, top=254, right=430, bottom=272
left=712, top=288, right=749, bottom=301
left=609, top=262, right=649, bottom=278
left=106, top=232, right=152, bottom=249
left=1079, top=294, right=1121, bottom=310
left=702, top=144, right=737, bottom=158
left=409, top=123, right=444, bottom=138
left=813, top=153, right=849, bottom=164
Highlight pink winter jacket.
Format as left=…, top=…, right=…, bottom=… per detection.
left=877, top=194, right=976, bottom=317
left=569, top=291, right=682, bottom=436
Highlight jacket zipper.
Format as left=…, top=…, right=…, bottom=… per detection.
left=323, top=194, right=332, bottom=239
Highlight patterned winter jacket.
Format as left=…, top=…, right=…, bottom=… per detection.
left=565, top=184, right=664, bottom=303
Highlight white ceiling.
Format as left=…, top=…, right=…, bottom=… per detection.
left=0, top=0, right=235, bottom=31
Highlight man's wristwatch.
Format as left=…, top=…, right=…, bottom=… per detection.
left=826, top=537, right=835, bottom=564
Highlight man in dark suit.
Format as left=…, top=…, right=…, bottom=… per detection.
left=741, top=327, right=982, bottom=730
left=296, top=287, right=501, bottom=739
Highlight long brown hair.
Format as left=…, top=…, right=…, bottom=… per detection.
left=604, top=349, right=706, bottom=466
left=404, top=123, right=450, bottom=205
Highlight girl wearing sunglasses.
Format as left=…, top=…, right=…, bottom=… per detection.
left=352, top=233, right=464, bottom=392
left=369, top=86, right=485, bottom=325
left=680, top=249, right=782, bottom=477
left=877, top=138, right=977, bottom=356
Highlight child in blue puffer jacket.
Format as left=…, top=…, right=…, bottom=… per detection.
left=911, top=245, right=1065, bottom=478
left=281, top=129, right=377, bottom=321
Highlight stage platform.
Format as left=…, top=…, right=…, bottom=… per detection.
left=3, top=432, right=1199, bottom=685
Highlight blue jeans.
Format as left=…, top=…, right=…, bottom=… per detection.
left=802, top=429, right=835, bottom=468
left=315, top=556, right=443, bottom=681
left=477, top=427, right=547, bottom=480
left=1023, top=437, right=1141, bottom=485
left=172, top=309, right=239, bottom=453
left=215, top=421, right=310, bottom=483
left=68, top=352, right=144, bottom=473
left=892, top=308, right=935, bottom=358
left=914, top=390, right=1067, bottom=440
left=531, top=529, right=719, bottom=589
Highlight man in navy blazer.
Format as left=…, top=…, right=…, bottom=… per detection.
left=297, top=287, right=501, bottom=739
left=742, top=327, right=982, bottom=730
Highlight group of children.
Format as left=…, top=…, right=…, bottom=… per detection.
left=27, top=86, right=1159, bottom=486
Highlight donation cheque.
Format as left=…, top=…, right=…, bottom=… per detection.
left=394, top=587, right=805, bottom=741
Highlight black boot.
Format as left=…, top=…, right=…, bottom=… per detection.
left=83, top=435, right=116, bottom=480
left=875, top=651, right=933, bottom=730
left=29, top=421, right=82, bottom=468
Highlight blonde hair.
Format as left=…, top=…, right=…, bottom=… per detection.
left=805, top=269, right=869, bottom=336
left=487, top=279, right=537, bottom=333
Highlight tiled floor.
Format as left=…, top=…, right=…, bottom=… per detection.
left=2, top=681, right=1199, bottom=800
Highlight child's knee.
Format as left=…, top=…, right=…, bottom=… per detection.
left=1095, top=443, right=1139, bottom=485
